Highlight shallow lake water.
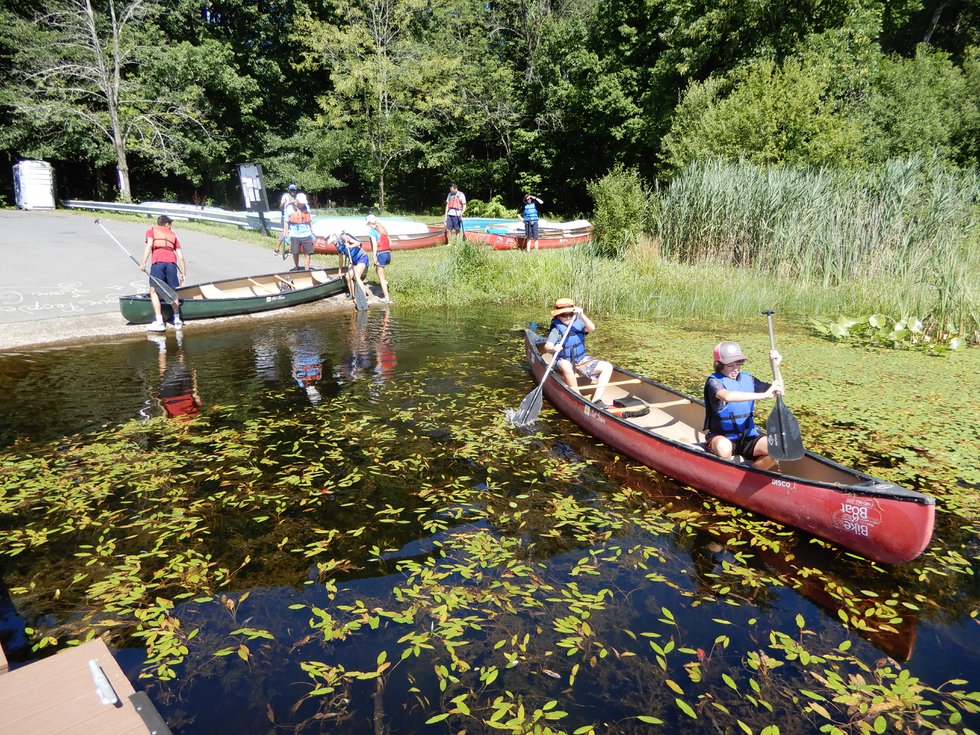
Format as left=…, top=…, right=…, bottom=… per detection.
left=0, top=308, right=977, bottom=734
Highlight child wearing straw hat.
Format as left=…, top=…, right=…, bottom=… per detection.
left=544, top=298, right=612, bottom=406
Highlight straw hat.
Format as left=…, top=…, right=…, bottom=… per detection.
left=551, top=298, right=576, bottom=317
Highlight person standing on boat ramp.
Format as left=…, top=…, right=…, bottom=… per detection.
left=275, top=184, right=299, bottom=256
left=544, top=298, right=613, bottom=406
left=444, top=184, right=466, bottom=239
left=703, top=340, right=784, bottom=470
left=366, top=214, right=393, bottom=303
left=328, top=231, right=370, bottom=302
left=282, top=192, right=314, bottom=271
left=519, top=194, right=544, bottom=251
left=139, top=215, right=186, bottom=332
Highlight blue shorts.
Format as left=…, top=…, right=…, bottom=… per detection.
left=446, top=214, right=463, bottom=232
left=524, top=220, right=540, bottom=239
left=149, top=262, right=180, bottom=289
left=351, top=252, right=369, bottom=268
left=376, top=251, right=391, bottom=268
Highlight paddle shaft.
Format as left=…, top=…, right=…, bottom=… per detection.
left=763, top=310, right=783, bottom=388
left=538, top=319, right=575, bottom=388
left=95, top=219, right=180, bottom=305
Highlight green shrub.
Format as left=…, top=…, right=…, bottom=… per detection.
left=465, top=195, right=512, bottom=218
left=587, top=165, right=650, bottom=259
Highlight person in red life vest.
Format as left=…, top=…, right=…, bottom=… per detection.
left=544, top=298, right=612, bottom=406
left=148, top=333, right=202, bottom=420
left=443, top=184, right=466, bottom=239
left=138, top=215, right=186, bottom=332
left=365, top=214, right=393, bottom=303
left=282, top=192, right=314, bottom=271
left=703, top=340, right=784, bottom=469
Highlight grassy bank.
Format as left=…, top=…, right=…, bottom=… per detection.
left=388, top=237, right=978, bottom=333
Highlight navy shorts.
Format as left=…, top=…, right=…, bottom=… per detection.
left=291, top=236, right=314, bottom=255
left=149, top=262, right=180, bottom=289
left=446, top=214, right=463, bottom=232
left=708, top=433, right=763, bottom=459
left=524, top=220, right=540, bottom=239
left=352, top=252, right=369, bottom=268
left=376, top=251, right=391, bottom=268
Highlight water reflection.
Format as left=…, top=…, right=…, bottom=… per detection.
left=146, top=332, right=203, bottom=420
left=289, top=327, right=325, bottom=404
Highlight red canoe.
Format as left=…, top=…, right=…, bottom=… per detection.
left=522, top=330, right=936, bottom=564
left=465, top=226, right=592, bottom=250
left=313, top=226, right=447, bottom=254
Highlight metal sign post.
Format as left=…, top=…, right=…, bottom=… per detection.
left=237, top=163, right=271, bottom=235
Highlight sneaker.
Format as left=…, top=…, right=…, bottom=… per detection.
left=146, top=319, right=166, bottom=332
left=384, top=297, right=394, bottom=304
left=172, top=316, right=184, bottom=329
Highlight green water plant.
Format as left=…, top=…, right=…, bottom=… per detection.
left=811, top=314, right=968, bottom=354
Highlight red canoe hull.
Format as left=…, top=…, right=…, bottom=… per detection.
left=465, top=228, right=592, bottom=250
left=313, top=226, right=447, bottom=254
left=523, top=331, right=935, bottom=564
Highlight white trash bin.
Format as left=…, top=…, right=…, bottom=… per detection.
left=13, top=160, right=56, bottom=210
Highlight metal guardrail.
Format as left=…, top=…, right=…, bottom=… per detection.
left=63, top=200, right=273, bottom=231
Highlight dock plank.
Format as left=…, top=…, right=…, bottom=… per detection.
left=0, top=639, right=154, bottom=735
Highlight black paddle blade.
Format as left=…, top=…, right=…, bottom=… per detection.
left=353, top=280, right=368, bottom=311
left=766, top=395, right=805, bottom=461
left=149, top=275, right=180, bottom=305
left=507, top=386, right=543, bottom=427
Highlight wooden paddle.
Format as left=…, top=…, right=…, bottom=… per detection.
left=762, top=310, right=805, bottom=461
left=96, top=219, right=180, bottom=305
left=508, top=322, right=573, bottom=427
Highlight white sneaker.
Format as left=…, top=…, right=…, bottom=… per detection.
left=146, top=319, right=166, bottom=332
left=173, top=316, right=184, bottom=329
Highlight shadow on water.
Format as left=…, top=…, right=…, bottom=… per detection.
left=0, top=308, right=978, bottom=733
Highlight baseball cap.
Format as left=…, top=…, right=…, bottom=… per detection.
left=288, top=184, right=298, bottom=191
left=713, top=341, right=748, bottom=364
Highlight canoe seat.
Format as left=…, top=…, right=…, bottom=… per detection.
left=199, top=283, right=223, bottom=299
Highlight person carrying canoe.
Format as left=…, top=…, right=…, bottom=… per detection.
left=328, top=231, right=369, bottom=302
left=365, top=214, right=393, bottom=303
left=544, top=298, right=612, bottom=406
left=138, top=215, right=186, bottom=332
left=703, top=340, right=784, bottom=469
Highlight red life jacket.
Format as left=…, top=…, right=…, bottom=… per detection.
left=377, top=233, right=391, bottom=252
left=150, top=226, right=177, bottom=251
left=446, top=194, right=463, bottom=212
left=289, top=206, right=311, bottom=225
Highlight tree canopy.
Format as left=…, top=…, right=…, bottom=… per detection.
left=1, top=0, right=976, bottom=211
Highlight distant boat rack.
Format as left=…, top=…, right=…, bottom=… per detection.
left=63, top=199, right=359, bottom=233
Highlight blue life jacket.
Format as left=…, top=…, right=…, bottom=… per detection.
left=337, top=232, right=364, bottom=262
left=551, top=317, right=587, bottom=363
left=522, top=201, right=539, bottom=222
left=704, top=371, right=760, bottom=440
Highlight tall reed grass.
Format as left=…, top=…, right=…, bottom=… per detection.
left=656, top=157, right=980, bottom=333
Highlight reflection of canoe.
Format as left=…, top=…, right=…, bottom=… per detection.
left=313, top=226, right=447, bottom=254
left=522, top=330, right=936, bottom=564
left=593, top=456, right=918, bottom=661
left=119, top=269, right=347, bottom=324
left=465, top=220, right=592, bottom=250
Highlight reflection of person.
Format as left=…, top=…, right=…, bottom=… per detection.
left=519, top=194, right=544, bottom=252
left=139, top=215, right=186, bottom=332
left=329, top=231, right=369, bottom=303
left=703, top=341, right=784, bottom=469
left=365, top=214, right=392, bottom=303
left=444, top=184, right=466, bottom=238
left=544, top=298, right=612, bottom=406
left=291, top=330, right=324, bottom=404
left=345, top=311, right=373, bottom=381
left=148, top=333, right=201, bottom=420
left=282, top=192, right=314, bottom=271
left=375, top=309, right=397, bottom=381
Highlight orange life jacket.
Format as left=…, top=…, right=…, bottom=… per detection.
left=150, top=226, right=177, bottom=251
left=289, top=206, right=311, bottom=225
left=446, top=194, right=463, bottom=212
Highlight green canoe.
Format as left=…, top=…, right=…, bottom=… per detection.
left=119, top=268, right=348, bottom=324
